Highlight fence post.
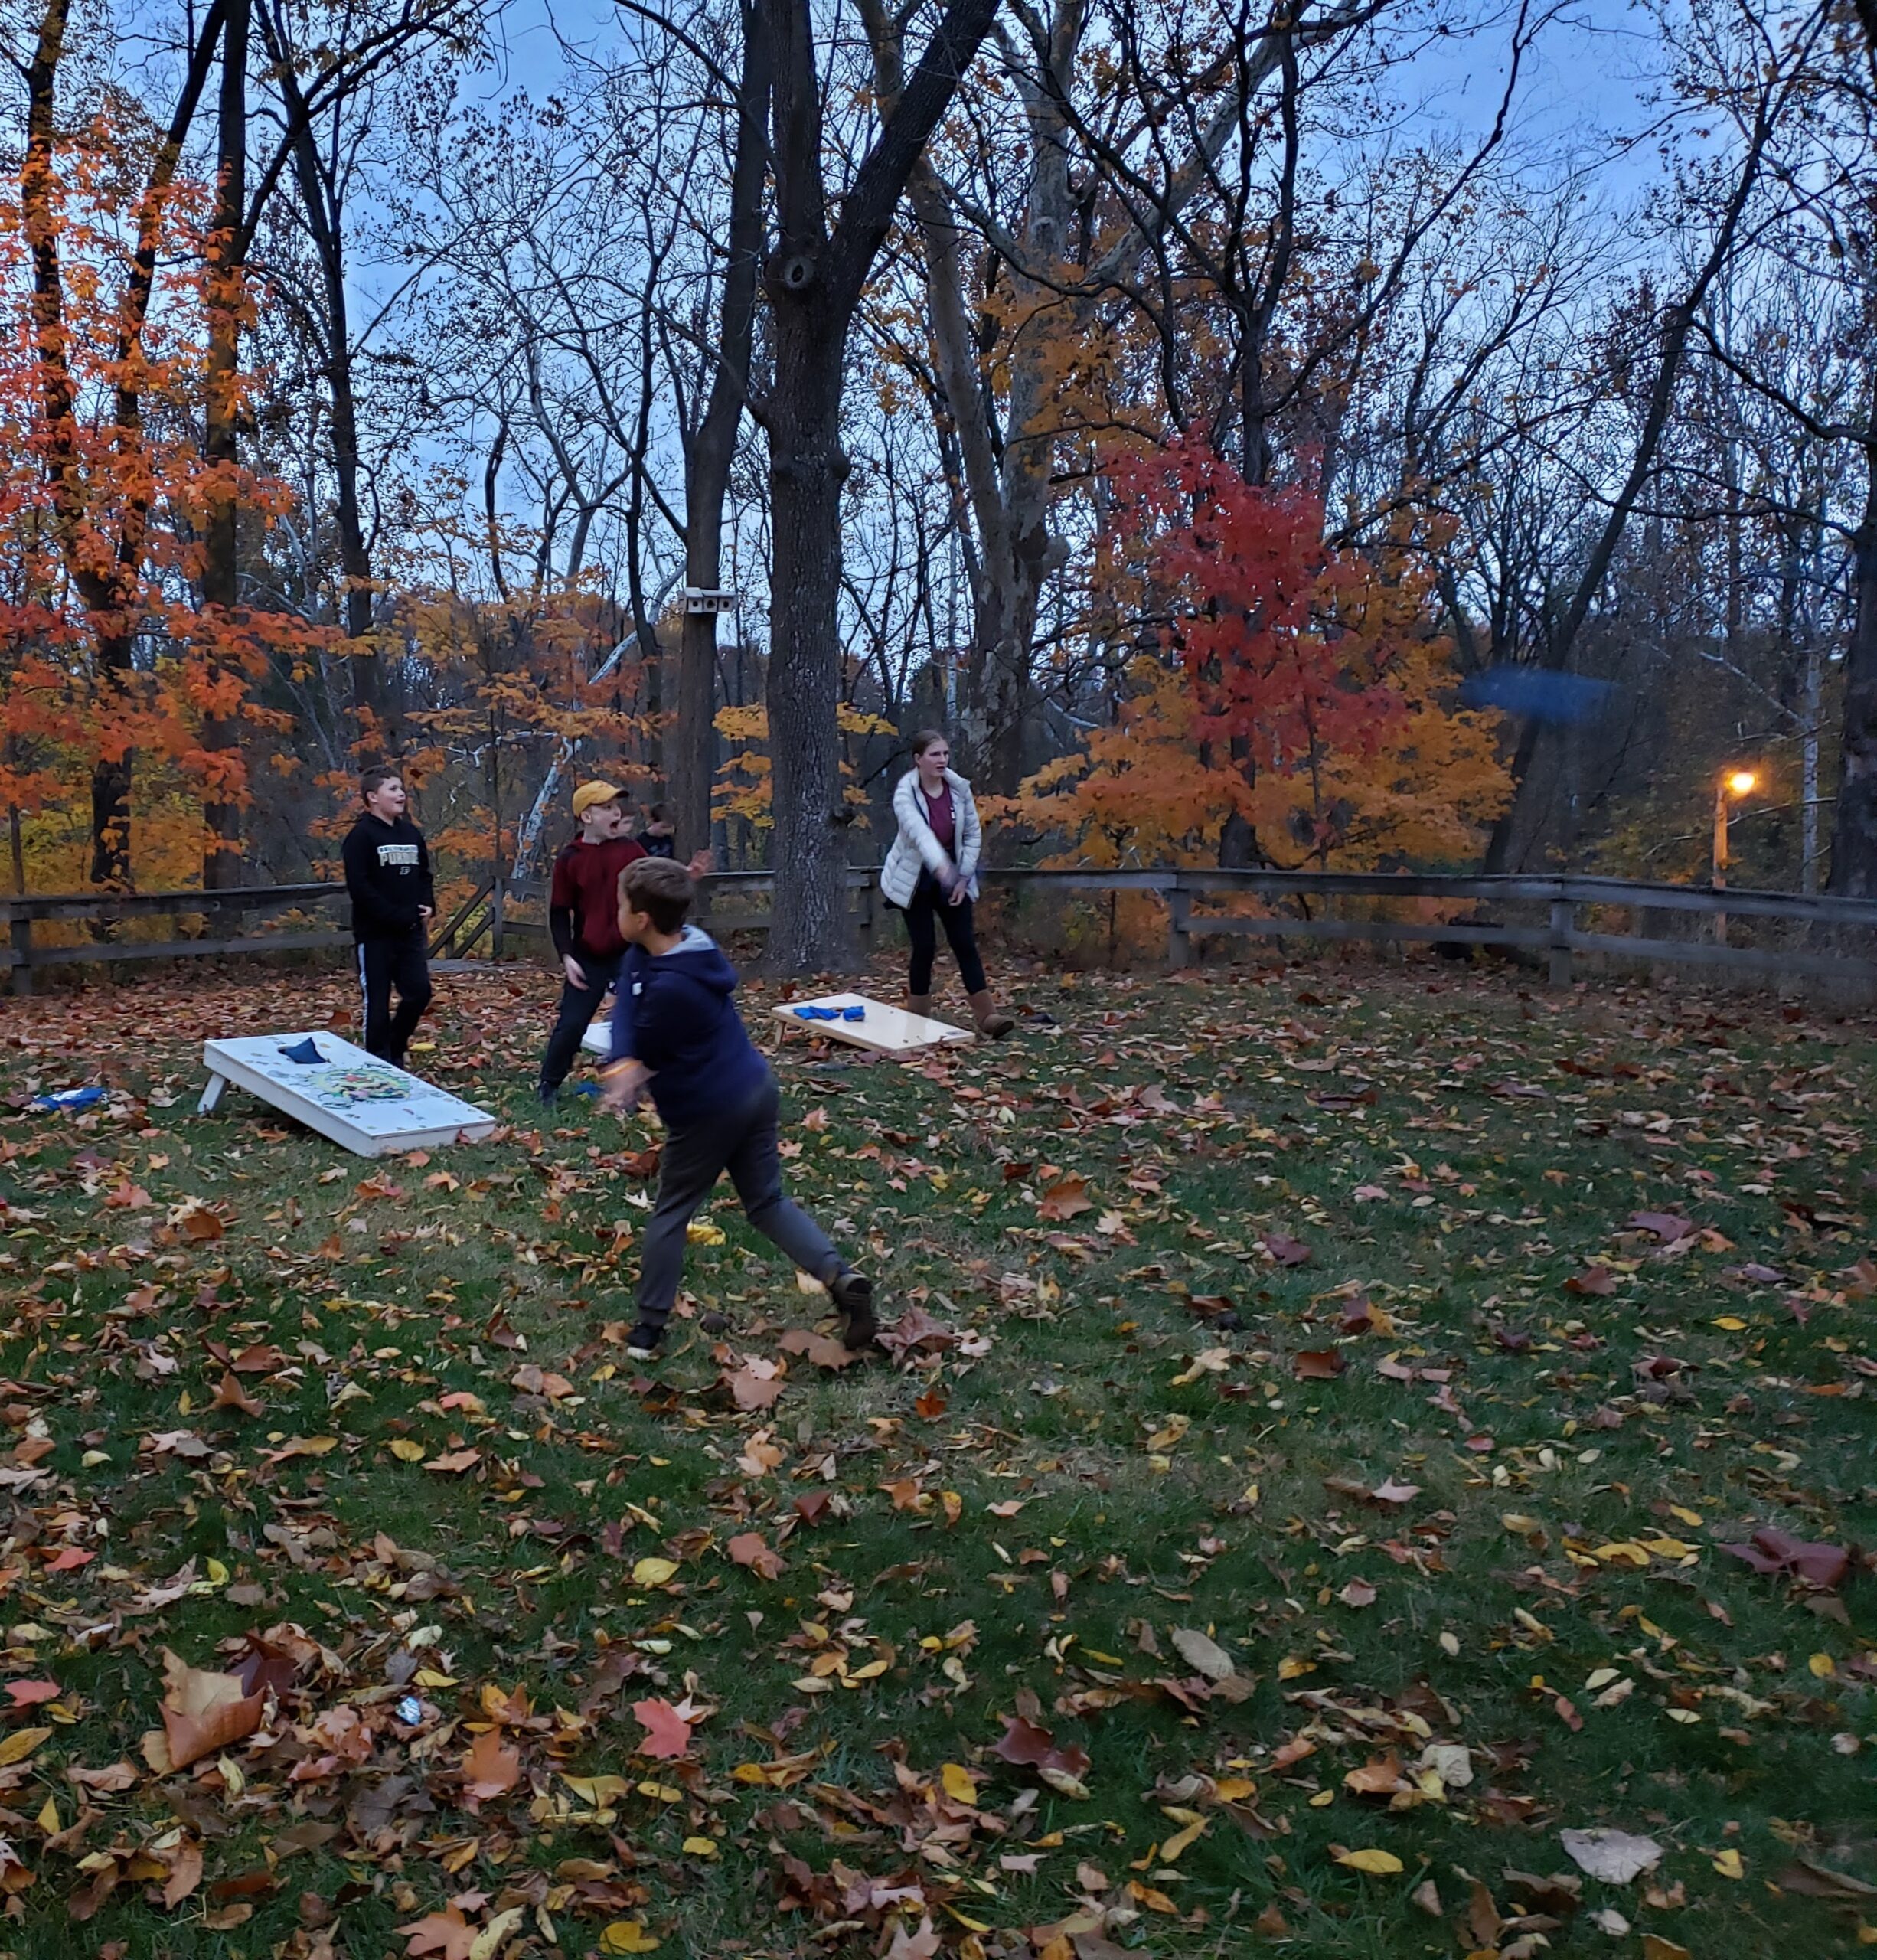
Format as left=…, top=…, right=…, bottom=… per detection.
left=5, top=904, right=28, bottom=998
left=1548, top=897, right=1574, bottom=987
left=491, top=876, right=505, bottom=961
left=1166, top=881, right=1192, bottom=969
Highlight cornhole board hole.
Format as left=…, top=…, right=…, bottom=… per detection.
left=197, top=1033, right=497, bottom=1157
left=774, top=991, right=971, bottom=1055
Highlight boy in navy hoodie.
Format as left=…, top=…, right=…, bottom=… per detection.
left=598, top=856, right=876, bottom=1360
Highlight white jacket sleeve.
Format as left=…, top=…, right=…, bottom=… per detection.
left=952, top=779, right=981, bottom=884
left=894, top=773, right=956, bottom=881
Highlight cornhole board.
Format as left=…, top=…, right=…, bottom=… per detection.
left=773, top=991, right=971, bottom=1055
left=197, top=1032, right=498, bottom=1157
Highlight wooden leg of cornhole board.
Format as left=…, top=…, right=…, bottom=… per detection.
left=197, top=1073, right=229, bottom=1116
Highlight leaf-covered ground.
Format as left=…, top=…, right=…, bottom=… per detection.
left=0, top=957, right=1873, bottom=1960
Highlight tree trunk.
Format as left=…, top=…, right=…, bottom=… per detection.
left=200, top=0, right=250, bottom=887
left=1828, top=406, right=1877, bottom=895
left=764, top=331, right=850, bottom=972
left=758, top=0, right=1001, bottom=969
left=671, top=0, right=770, bottom=858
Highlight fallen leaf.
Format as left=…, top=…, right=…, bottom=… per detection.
left=992, top=1713, right=1089, bottom=1781
left=398, top=1908, right=478, bottom=1960
left=1628, top=1209, right=1694, bottom=1242
left=599, top=1923, right=661, bottom=1954
left=728, top=1364, right=785, bottom=1411
left=777, top=1328, right=857, bottom=1369
left=726, top=1532, right=785, bottom=1580
left=1333, top=1846, right=1404, bottom=1874
left=1037, top=1175, right=1093, bottom=1222
left=1293, top=1348, right=1346, bottom=1380
left=1559, top=1827, right=1664, bottom=1884
left=161, top=1838, right=204, bottom=1908
left=631, top=1697, right=694, bottom=1759
left=461, top=1729, right=521, bottom=1802
left=1719, top=1529, right=1849, bottom=1589
left=1170, top=1628, right=1236, bottom=1681
left=157, top=1653, right=263, bottom=1771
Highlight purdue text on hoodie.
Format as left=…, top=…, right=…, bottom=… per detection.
left=606, top=926, right=769, bottom=1126
left=341, top=813, right=436, bottom=941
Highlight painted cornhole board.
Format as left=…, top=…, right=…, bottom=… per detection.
left=774, top=991, right=971, bottom=1055
left=197, top=1032, right=497, bottom=1157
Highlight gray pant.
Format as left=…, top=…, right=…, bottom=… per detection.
left=636, top=1076, right=841, bottom=1328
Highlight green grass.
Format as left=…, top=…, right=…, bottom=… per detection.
left=0, top=956, right=1872, bottom=1958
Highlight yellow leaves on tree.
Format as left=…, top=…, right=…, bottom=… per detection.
left=713, top=701, right=895, bottom=831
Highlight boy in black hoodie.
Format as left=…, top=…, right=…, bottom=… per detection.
left=341, top=766, right=436, bottom=1064
left=598, top=856, right=875, bottom=1360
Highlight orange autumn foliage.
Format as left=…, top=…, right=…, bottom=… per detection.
left=0, top=110, right=322, bottom=885
left=994, top=439, right=1510, bottom=873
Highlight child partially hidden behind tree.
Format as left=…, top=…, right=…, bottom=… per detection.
left=597, top=856, right=877, bottom=1361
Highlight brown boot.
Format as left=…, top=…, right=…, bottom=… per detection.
left=968, top=990, right=1015, bottom=1038
left=906, top=994, right=932, bottom=1021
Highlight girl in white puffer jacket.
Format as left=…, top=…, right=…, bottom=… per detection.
left=880, top=730, right=1014, bottom=1037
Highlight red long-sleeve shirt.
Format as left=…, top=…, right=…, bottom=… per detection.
left=548, top=835, right=646, bottom=960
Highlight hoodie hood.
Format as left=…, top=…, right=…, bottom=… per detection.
left=648, top=924, right=738, bottom=998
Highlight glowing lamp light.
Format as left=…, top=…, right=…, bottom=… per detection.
left=1725, top=769, right=1758, bottom=797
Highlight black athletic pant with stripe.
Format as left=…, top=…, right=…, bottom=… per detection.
left=357, top=929, right=433, bottom=1063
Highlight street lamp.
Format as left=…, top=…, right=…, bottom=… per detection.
left=1712, top=767, right=1759, bottom=945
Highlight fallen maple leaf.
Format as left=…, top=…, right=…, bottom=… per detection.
left=778, top=1328, right=857, bottom=1369
left=1262, top=1230, right=1312, bottom=1266
left=726, top=1532, right=785, bottom=1580
left=155, top=1651, right=263, bottom=1772
left=884, top=1916, right=942, bottom=1960
left=1627, top=1209, right=1693, bottom=1242
left=461, top=1728, right=521, bottom=1801
left=632, top=1697, right=694, bottom=1759
left=991, top=1713, right=1090, bottom=1780
left=1719, top=1528, right=1849, bottom=1589
left=161, top=1838, right=204, bottom=1908
left=397, top=1906, right=478, bottom=1960
left=727, top=1360, right=785, bottom=1411
left=5, top=1680, right=59, bottom=1709
left=1036, top=1174, right=1093, bottom=1222
left=1292, top=1348, right=1346, bottom=1380
left=209, top=1372, right=263, bottom=1418
left=1565, top=1263, right=1617, bottom=1297
left=168, top=1198, right=227, bottom=1242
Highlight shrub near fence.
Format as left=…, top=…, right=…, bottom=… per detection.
left=4, top=868, right=1877, bottom=1001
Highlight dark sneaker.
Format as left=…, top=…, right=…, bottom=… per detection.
left=625, top=1322, right=664, bottom=1361
left=828, top=1269, right=878, bottom=1351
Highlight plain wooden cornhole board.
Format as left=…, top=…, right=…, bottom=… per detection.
left=197, top=1032, right=498, bottom=1157
left=774, top=991, right=971, bottom=1054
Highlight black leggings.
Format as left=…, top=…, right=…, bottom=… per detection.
left=903, top=871, right=986, bottom=995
